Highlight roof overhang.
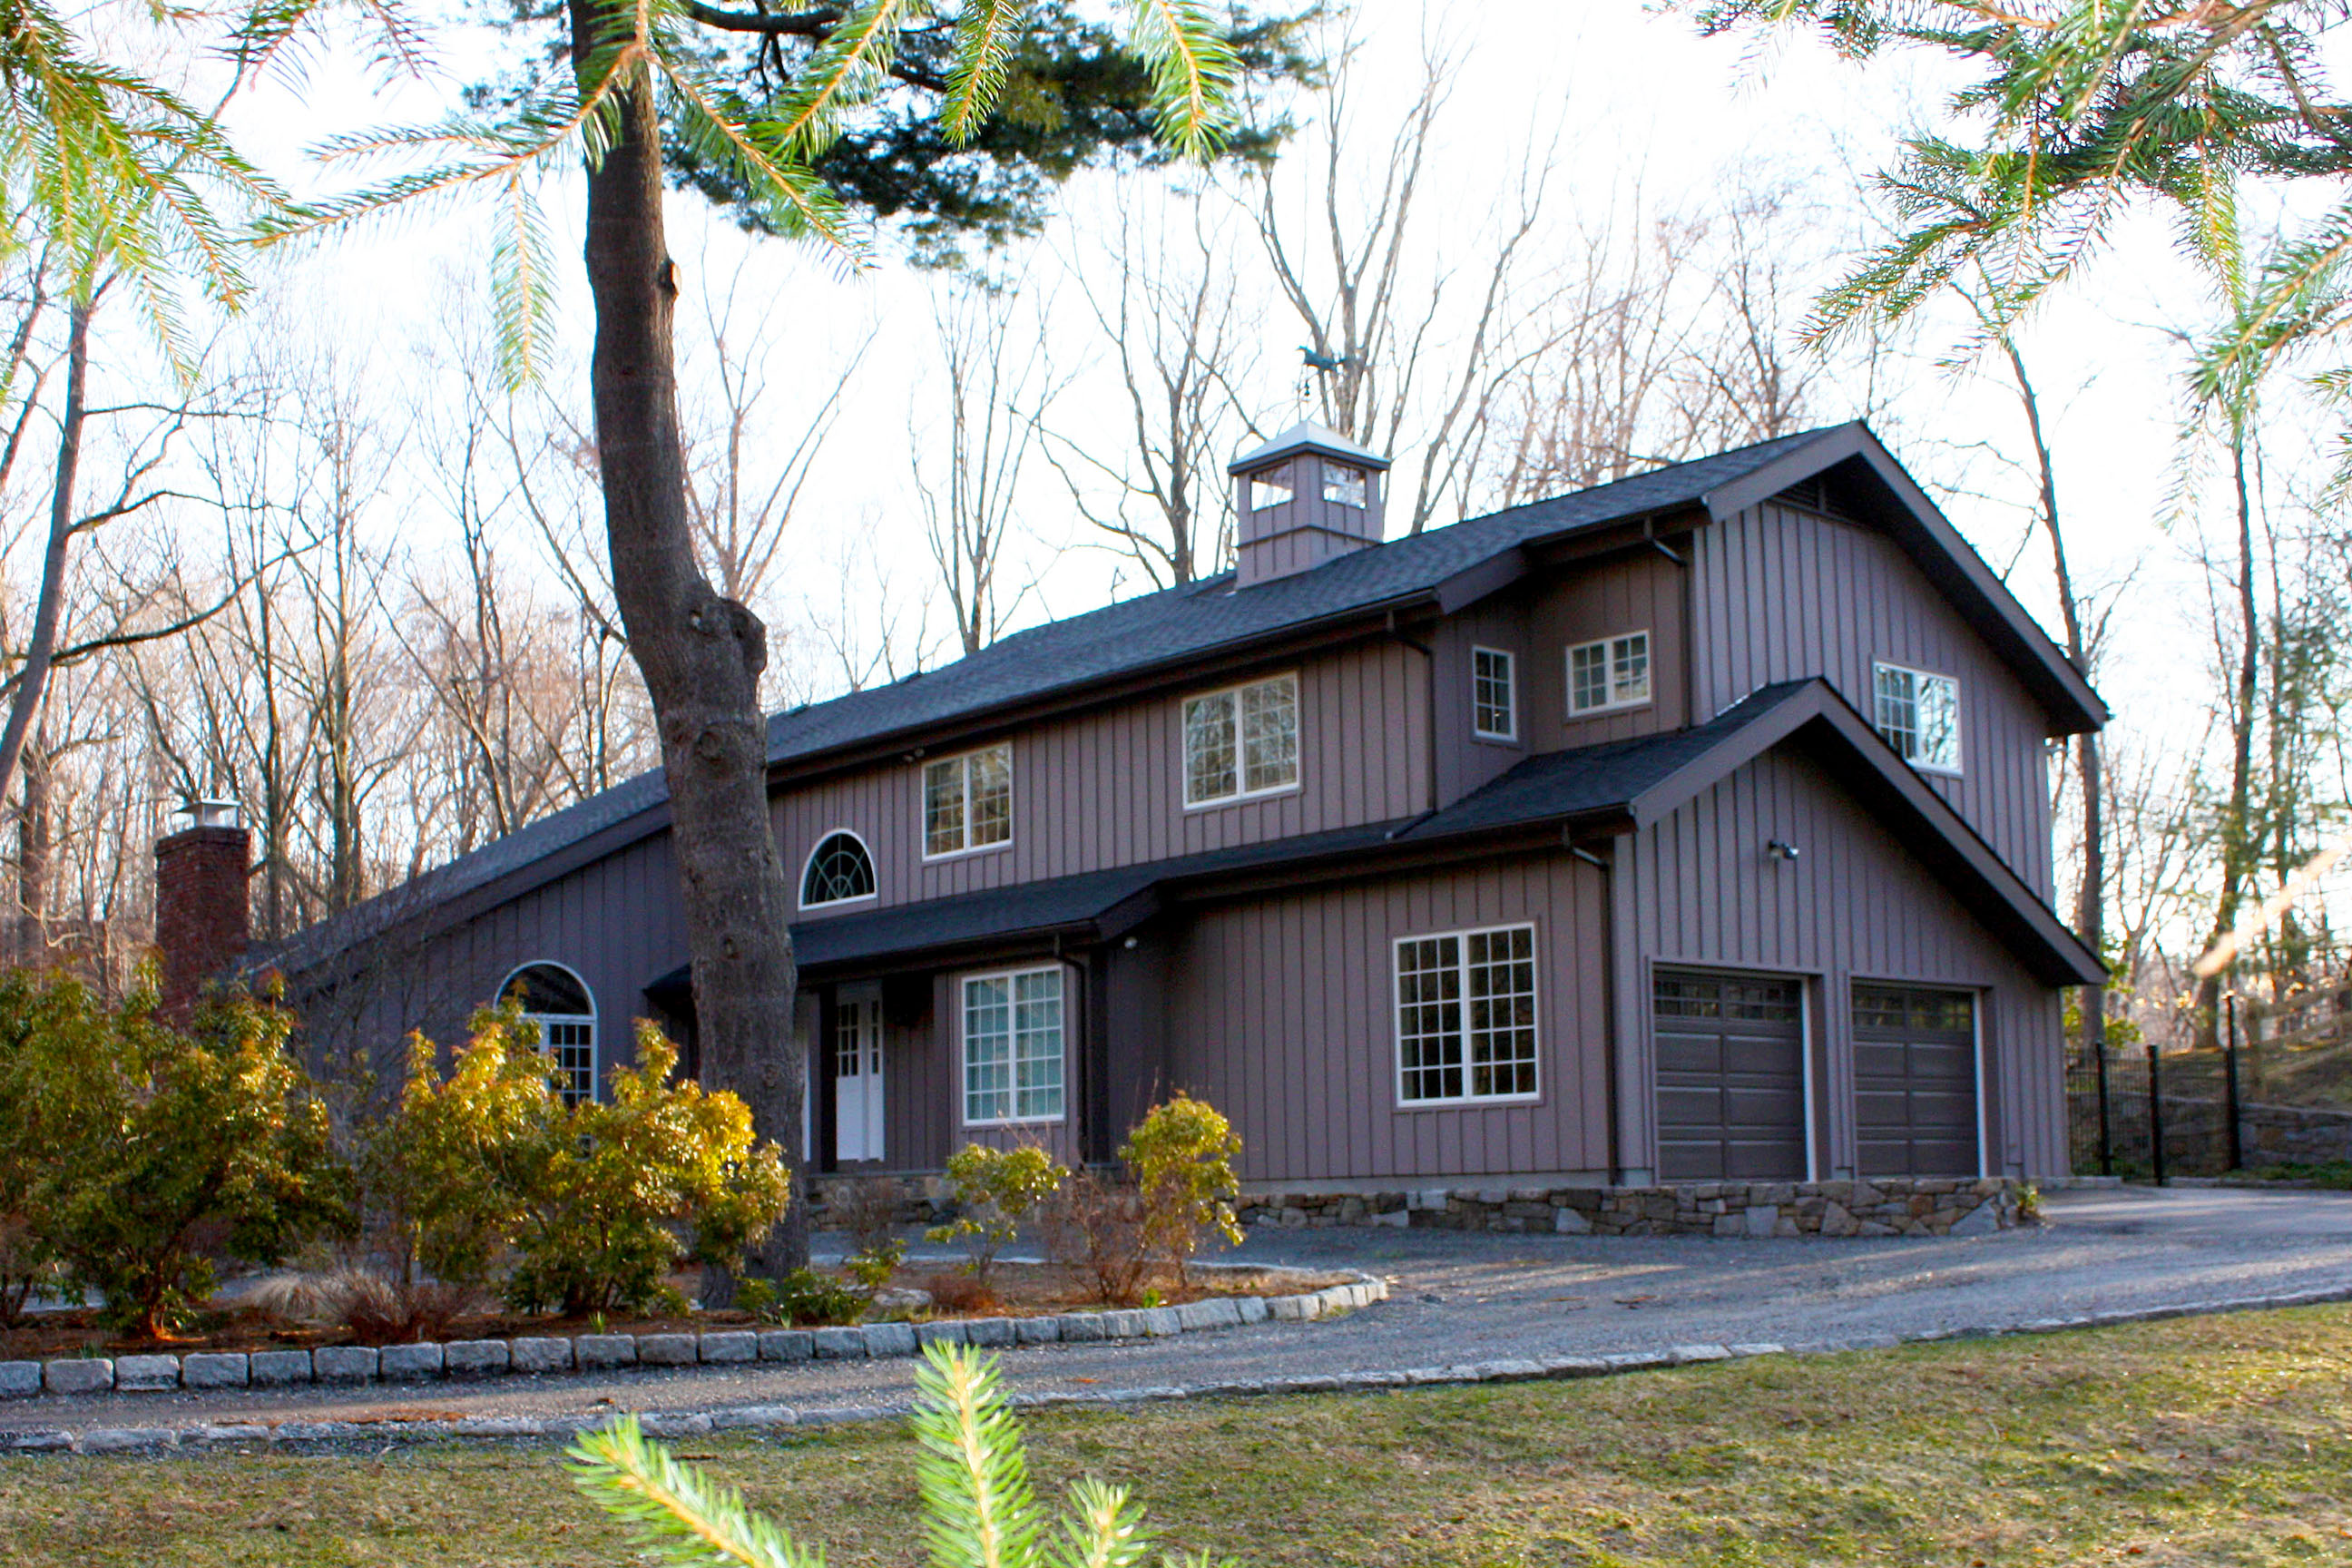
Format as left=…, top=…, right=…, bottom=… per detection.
left=1585, top=680, right=2103, bottom=986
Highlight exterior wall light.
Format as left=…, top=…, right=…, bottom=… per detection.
left=1766, top=838, right=1800, bottom=862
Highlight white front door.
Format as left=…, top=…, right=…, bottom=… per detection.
left=835, top=987, right=885, bottom=1164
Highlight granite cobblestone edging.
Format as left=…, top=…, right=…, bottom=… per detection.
left=0, top=1269, right=1386, bottom=1405
left=1236, top=1176, right=2024, bottom=1238
left=16, top=1279, right=2352, bottom=1457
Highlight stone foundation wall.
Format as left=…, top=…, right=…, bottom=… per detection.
left=1235, top=1177, right=2022, bottom=1239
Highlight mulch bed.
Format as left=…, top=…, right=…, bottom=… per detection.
left=0, top=1259, right=1327, bottom=1359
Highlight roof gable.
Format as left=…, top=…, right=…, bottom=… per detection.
left=266, top=424, right=2099, bottom=974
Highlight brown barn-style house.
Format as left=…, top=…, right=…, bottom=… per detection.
left=250, top=422, right=2103, bottom=1213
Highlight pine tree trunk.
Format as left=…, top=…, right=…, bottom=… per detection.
left=570, top=0, right=807, bottom=1271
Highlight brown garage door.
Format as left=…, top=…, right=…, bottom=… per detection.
left=1654, top=970, right=1807, bottom=1181
left=1853, top=985, right=1980, bottom=1177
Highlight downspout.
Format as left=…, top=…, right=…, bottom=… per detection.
left=1385, top=610, right=1440, bottom=812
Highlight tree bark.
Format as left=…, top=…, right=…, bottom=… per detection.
left=2194, top=428, right=2260, bottom=1052
left=0, top=297, right=92, bottom=826
left=570, top=0, right=807, bottom=1270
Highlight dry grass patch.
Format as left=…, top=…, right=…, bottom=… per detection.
left=5, top=1305, right=2351, bottom=1565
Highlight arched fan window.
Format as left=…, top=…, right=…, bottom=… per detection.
left=496, top=961, right=597, bottom=1106
left=801, top=830, right=877, bottom=908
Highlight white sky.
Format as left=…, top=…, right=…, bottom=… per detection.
left=192, top=0, right=2290, bottom=800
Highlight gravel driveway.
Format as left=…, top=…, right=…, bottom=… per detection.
left=11, top=1185, right=2352, bottom=1442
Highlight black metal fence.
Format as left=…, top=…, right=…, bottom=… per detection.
left=2067, top=1001, right=2270, bottom=1181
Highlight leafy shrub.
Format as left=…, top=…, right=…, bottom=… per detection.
left=1122, top=1093, right=1244, bottom=1287
left=844, top=1236, right=906, bottom=1292
left=740, top=1267, right=867, bottom=1327
left=926, top=1142, right=1065, bottom=1282
left=0, top=974, right=348, bottom=1338
left=505, top=1024, right=789, bottom=1317
left=344, top=1008, right=559, bottom=1322
left=570, top=1343, right=1230, bottom=1567
left=1037, top=1165, right=1151, bottom=1307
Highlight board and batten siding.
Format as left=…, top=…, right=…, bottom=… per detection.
left=1162, top=853, right=1612, bottom=1184
left=779, top=637, right=1432, bottom=915
left=1690, top=500, right=2056, bottom=899
left=312, top=828, right=695, bottom=1090
left=1620, top=742, right=2068, bottom=1181
left=1525, top=551, right=1690, bottom=750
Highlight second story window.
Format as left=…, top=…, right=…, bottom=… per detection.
left=1472, top=647, right=1517, bottom=740
left=1184, top=673, right=1298, bottom=807
left=1874, top=662, right=1962, bottom=773
left=1568, top=631, right=1651, bottom=715
left=925, top=743, right=1013, bottom=858
left=802, top=830, right=877, bottom=906
left=1322, top=461, right=1367, bottom=508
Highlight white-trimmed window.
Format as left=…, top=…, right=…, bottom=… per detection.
left=1395, top=924, right=1540, bottom=1105
left=961, top=966, right=1064, bottom=1125
left=498, top=962, right=598, bottom=1106
left=1873, top=662, right=1962, bottom=774
left=800, top=829, right=877, bottom=907
left=1249, top=465, right=1293, bottom=511
left=1568, top=632, right=1651, bottom=715
left=1322, top=460, right=1368, bottom=508
left=924, top=743, right=1013, bottom=858
left=1183, top=673, right=1299, bottom=807
left=1472, top=647, right=1517, bottom=740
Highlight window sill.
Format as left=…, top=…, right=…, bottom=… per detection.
left=1567, top=698, right=1652, bottom=720
left=1395, top=1092, right=1543, bottom=1112
left=799, top=893, right=878, bottom=916
left=1470, top=730, right=1521, bottom=748
left=922, top=838, right=1014, bottom=866
left=962, top=1114, right=1068, bottom=1130
left=1183, top=781, right=1302, bottom=813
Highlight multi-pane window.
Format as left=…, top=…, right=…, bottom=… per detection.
left=962, top=966, right=1064, bottom=1124
left=1472, top=647, right=1516, bottom=740
left=1872, top=663, right=1962, bottom=773
left=1249, top=465, right=1293, bottom=511
left=924, top=743, right=1013, bottom=858
left=801, top=830, right=876, bottom=906
left=1568, top=632, right=1651, bottom=714
left=1322, top=461, right=1368, bottom=508
left=1395, top=924, right=1540, bottom=1105
left=500, top=962, right=597, bottom=1106
left=1183, top=674, right=1299, bottom=806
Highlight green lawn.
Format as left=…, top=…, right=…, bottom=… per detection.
left=5, top=1306, right=2351, bottom=1566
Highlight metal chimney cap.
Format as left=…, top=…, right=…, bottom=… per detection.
left=182, top=799, right=242, bottom=829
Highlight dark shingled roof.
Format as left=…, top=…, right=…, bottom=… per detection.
left=761, top=678, right=2101, bottom=987
left=270, top=422, right=2102, bottom=982
left=270, top=428, right=1835, bottom=977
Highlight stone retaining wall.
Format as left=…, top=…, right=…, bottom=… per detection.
left=1237, top=1177, right=2021, bottom=1238
left=0, top=1270, right=1385, bottom=1404
left=2103, top=1096, right=2352, bottom=1168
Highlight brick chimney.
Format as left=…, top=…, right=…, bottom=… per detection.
left=1228, top=422, right=1390, bottom=587
left=155, top=800, right=250, bottom=1017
